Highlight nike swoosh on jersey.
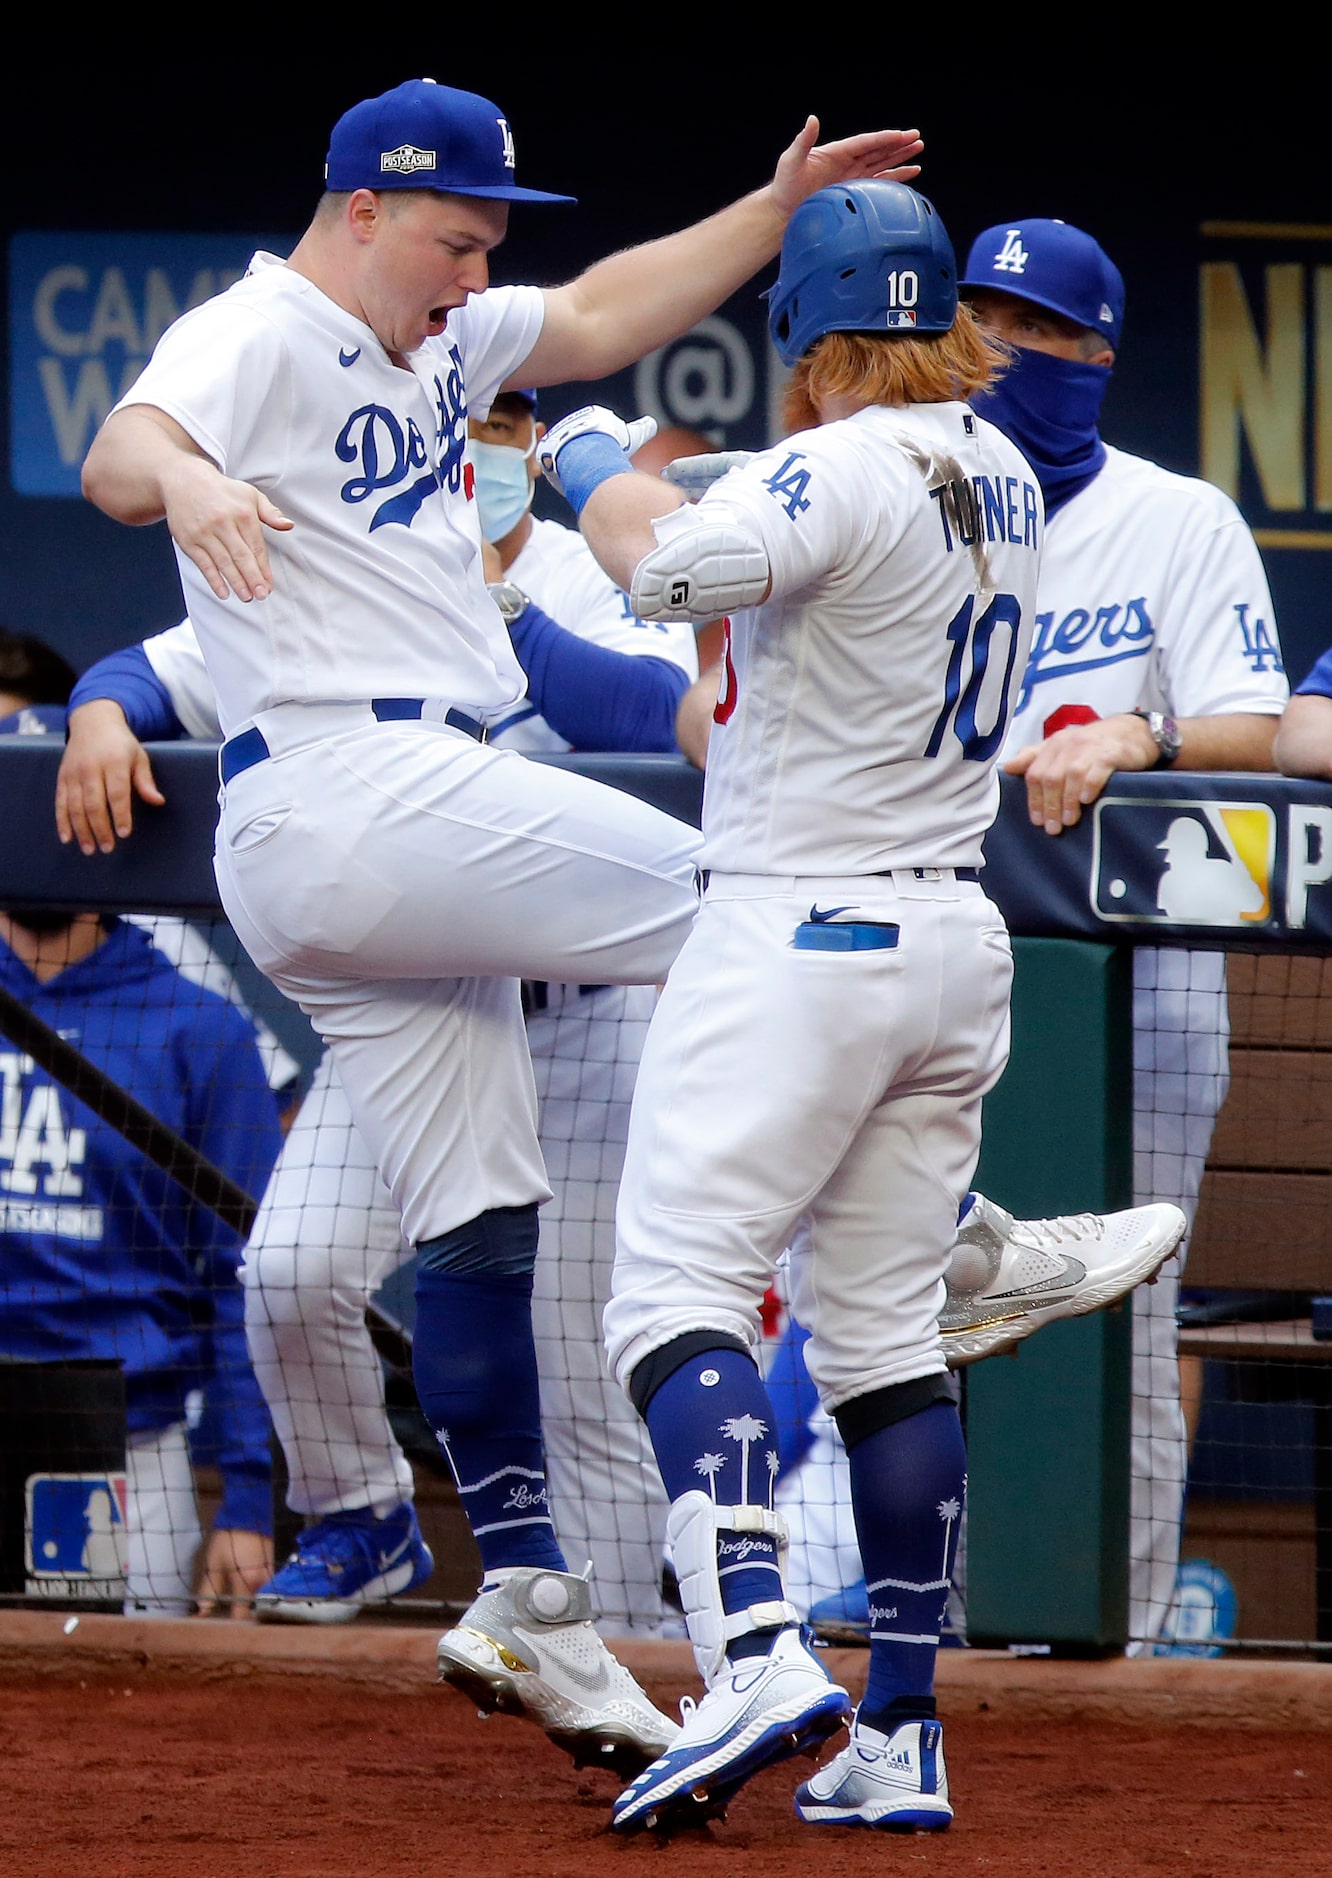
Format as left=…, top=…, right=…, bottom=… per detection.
left=339, top=347, right=361, bottom=367
left=808, top=904, right=857, bottom=923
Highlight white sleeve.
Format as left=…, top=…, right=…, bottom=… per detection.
left=1153, top=500, right=1289, bottom=718
left=437, top=285, right=546, bottom=421
left=697, top=430, right=870, bottom=603
left=142, top=620, right=223, bottom=741
left=113, top=300, right=289, bottom=485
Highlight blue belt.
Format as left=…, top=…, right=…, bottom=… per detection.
left=220, top=699, right=487, bottom=784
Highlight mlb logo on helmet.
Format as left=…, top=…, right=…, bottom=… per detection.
left=1091, top=798, right=1275, bottom=927
left=324, top=79, right=575, bottom=205
left=24, top=1472, right=128, bottom=1597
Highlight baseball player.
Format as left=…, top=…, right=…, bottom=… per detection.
left=57, top=400, right=698, bottom=1633
left=538, top=181, right=1040, bottom=1832
left=961, top=218, right=1288, bottom=1647
left=0, top=655, right=282, bottom=1618
left=79, top=75, right=924, bottom=1774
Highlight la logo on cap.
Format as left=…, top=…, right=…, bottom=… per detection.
left=380, top=144, right=437, bottom=176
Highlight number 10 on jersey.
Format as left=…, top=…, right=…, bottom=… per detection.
left=924, top=592, right=1023, bottom=763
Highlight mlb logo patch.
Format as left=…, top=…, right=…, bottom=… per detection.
left=25, top=1472, right=128, bottom=1598
left=1091, top=798, right=1276, bottom=927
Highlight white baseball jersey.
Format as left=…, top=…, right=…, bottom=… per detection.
left=141, top=516, right=698, bottom=753
left=1003, top=445, right=1287, bottom=750
left=116, top=254, right=545, bottom=736
left=692, top=403, right=1042, bottom=875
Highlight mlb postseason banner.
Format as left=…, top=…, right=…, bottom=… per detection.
left=984, top=770, right=1332, bottom=949
left=8, top=234, right=281, bottom=497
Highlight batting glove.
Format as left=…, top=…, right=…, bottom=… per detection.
left=539, top=405, right=658, bottom=514
left=660, top=451, right=756, bottom=500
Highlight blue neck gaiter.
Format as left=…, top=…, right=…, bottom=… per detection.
left=971, top=345, right=1111, bottom=520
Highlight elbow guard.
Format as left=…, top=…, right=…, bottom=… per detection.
left=629, top=507, right=770, bottom=624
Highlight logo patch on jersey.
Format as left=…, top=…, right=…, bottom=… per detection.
left=25, top=1472, right=128, bottom=1598
left=1235, top=602, right=1284, bottom=673
left=1091, top=798, right=1275, bottom=927
left=761, top=450, right=812, bottom=521
left=380, top=144, right=437, bottom=176
left=497, top=118, right=516, bottom=169
left=992, top=229, right=1029, bottom=275
left=339, top=346, right=361, bottom=368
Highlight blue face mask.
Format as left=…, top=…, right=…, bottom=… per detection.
left=471, top=435, right=536, bottom=543
left=970, top=345, right=1111, bottom=519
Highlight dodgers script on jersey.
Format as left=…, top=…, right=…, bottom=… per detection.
left=1003, top=445, right=1287, bottom=752
left=116, top=255, right=545, bottom=736
left=694, top=404, right=1042, bottom=875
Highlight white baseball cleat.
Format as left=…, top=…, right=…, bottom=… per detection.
left=940, top=1193, right=1187, bottom=1366
left=436, top=1566, right=679, bottom=1780
left=794, top=1712, right=952, bottom=1831
left=612, top=1627, right=850, bottom=1834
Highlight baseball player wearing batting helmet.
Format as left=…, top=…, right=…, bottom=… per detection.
left=81, top=78, right=924, bottom=1777
left=961, top=218, right=1287, bottom=1649
left=538, top=180, right=1038, bottom=1832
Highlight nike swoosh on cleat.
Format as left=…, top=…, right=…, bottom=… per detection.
left=378, top=1535, right=411, bottom=1571
left=339, top=346, right=361, bottom=366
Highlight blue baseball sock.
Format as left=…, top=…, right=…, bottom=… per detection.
left=847, top=1399, right=966, bottom=1727
left=644, top=1346, right=786, bottom=1657
left=412, top=1265, right=566, bottom=1577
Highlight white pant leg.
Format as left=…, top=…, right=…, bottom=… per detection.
left=608, top=879, right=1012, bottom=1406
left=216, top=720, right=699, bottom=1248
left=243, top=1050, right=415, bottom=1519
left=1128, top=946, right=1229, bottom=1649
left=530, top=983, right=669, bottom=1635
left=124, top=1422, right=200, bottom=1617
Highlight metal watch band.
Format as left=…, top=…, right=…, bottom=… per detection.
left=1133, top=707, right=1182, bottom=768
left=486, top=581, right=531, bottom=625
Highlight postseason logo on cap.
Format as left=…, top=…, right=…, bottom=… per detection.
left=380, top=144, right=437, bottom=177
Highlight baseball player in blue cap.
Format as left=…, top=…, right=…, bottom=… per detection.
left=960, top=218, right=1288, bottom=1648
left=81, top=77, right=923, bottom=1774
left=536, top=179, right=1040, bottom=1833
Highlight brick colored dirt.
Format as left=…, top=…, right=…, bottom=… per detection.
left=2, top=1670, right=1330, bottom=1877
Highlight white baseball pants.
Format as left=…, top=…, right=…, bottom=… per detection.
left=123, top=1422, right=202, bottom=1617
left=215, top=705, right=699, bottom=1250
left=606, top=873, right=1013, bottom=1407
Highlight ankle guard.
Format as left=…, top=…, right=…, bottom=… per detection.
left=666, top=1490, right=799, bottom=1685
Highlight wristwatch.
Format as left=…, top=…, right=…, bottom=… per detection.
left=1132, top=708, right=1183, bottom=768
left=487, top=580, right=531, bottom=624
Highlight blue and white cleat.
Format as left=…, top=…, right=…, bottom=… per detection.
left=794, top=1712, right=952, bottom=1831
left=612, top=1628, right=850, bottom=1834
left=254, top=1501, right=433, bottom=1624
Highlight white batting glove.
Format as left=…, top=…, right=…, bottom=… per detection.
left=660, top=451, right=756, bottom=500
left=538, top=405, right=658, bottom=500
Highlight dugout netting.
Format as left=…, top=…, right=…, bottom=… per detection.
left=3, top=741, right=1331, bottom=1658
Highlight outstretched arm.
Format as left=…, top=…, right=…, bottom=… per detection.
left=514, top=117, right=922, bottom=388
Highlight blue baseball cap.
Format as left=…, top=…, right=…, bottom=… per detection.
left=960, top=219, right=1124, bottom=350
left=325, top=79, right=575, bottom=204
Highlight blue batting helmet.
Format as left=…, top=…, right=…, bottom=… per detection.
left=767, top=182, right=958, bottom=368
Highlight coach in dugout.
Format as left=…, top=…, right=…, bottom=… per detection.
left=0, top=631, right=282, bottom=1617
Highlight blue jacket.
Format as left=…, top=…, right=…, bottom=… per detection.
left=0, top=920, right=282, bottom=1532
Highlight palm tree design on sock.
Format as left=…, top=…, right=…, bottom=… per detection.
left=937, top=1496, right=962, bottom=1582
left=695, top=1452, right=727, bottom=1501
left=721, top=1414, right=768, bottom=1503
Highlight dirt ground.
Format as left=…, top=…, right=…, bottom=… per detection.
left=2, top=1668, right=1330, bottom=1878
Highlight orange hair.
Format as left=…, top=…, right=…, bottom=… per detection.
left=782, top=306, right=1010, bottom=433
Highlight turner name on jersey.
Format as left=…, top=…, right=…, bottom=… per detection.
left=693, top=402, right=1042, bottom=878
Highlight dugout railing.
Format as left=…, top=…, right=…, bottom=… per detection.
left=3, top=736, right=1331, bottom=1653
